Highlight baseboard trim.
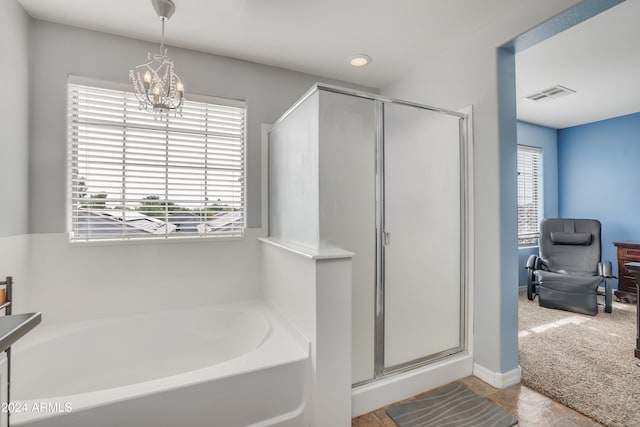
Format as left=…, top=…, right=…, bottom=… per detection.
left=351, top=354, right=473, bottom=417
left=473, top=363, right=521, bottom=388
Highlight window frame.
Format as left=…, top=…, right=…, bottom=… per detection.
left=67, top=76, right=247, bottom=244
left=516, top=144, right=543, bottom=247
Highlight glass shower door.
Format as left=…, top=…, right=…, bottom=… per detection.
left=382, top=102, right=464, bottom=371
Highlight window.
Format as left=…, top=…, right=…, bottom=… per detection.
left=517, top=145, right=542, bottom=246
left=68, top=81, right=246, bottom=242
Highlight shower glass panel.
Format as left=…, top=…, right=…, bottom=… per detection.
left=382, top=103, right=463, bottom=370
left=316, top=91, right=377, bottom=384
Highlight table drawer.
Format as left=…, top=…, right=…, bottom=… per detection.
left=621, top=247, right=640, bottom=260
left=620, top=276, right=638, bottom=293
left=620, top=263, right=636, bottom=275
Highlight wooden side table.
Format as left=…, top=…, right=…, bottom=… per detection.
left=613, top=242, right=640, bottom=302
left=623, top=262, right=640, bottom=361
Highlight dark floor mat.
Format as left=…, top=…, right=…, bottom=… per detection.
left=386, top=383, right=518, bottom=427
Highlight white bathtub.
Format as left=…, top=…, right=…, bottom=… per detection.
left=10, top=300, right=309, bottom=427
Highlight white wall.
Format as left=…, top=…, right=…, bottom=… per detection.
left=382, top=0, right=580, bottom=376
left=0, top=1, right=30, bottom=238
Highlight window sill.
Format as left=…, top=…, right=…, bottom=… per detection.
left=68, top=233, right=246, bottom=248
left=518, top=245, right=539, bottom=250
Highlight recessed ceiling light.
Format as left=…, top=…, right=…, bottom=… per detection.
left=349, top=54, right=372, bottom=67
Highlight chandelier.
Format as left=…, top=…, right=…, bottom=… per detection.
left=129, top=0, right=184, bottom=117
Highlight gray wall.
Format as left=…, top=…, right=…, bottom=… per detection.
left=28, top=20, right=376, bottom=233
left=0, top=1, right=30, bottom=237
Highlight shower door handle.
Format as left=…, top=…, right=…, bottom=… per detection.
left=384, top=231, right=391, bottom=246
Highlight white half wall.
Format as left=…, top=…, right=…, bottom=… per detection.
left=18, top=229, right=265, bottom=325
left=261, top=238, right=353, bottom=427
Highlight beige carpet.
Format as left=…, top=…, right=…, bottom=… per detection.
left=519, top=290, right=639, bottom=427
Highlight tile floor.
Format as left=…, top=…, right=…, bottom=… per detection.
left=351, top=376, right=602, bottom=426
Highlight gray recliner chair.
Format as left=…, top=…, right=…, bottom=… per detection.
left=525, top=218, right=613, bottom=315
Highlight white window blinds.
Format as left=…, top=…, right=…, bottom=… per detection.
left=68, top=82, right=246, bottom=242
left=517, top=145, right=542, bottom=247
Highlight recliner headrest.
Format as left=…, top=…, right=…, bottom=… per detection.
left=550, top=231, right=592, bottom=245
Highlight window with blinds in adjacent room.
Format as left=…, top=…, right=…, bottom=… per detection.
left=517, top=145, right=543, bottom=247
left=68, top=81, right=246, bottom=242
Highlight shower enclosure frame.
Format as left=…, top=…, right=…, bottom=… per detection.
left=271, top=83, right=472, bottom=387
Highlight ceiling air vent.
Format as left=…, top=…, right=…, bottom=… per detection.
left=524, top=85, right=576, bottom=102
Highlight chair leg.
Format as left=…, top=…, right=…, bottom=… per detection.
left=527, top=268, right=536, bottom=300
left=604, top=277, right=612, bottom=313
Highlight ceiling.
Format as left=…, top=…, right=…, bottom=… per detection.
left=17, top=0, right=639, bottom=130
left=18, top=0, right=508, bottom=89
left=516, top=0, right=640, bottom=129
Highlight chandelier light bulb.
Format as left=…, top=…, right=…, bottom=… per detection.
left=129, top=0, right=184, bottom=118
left=143, top=71, right=152, bottom=91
